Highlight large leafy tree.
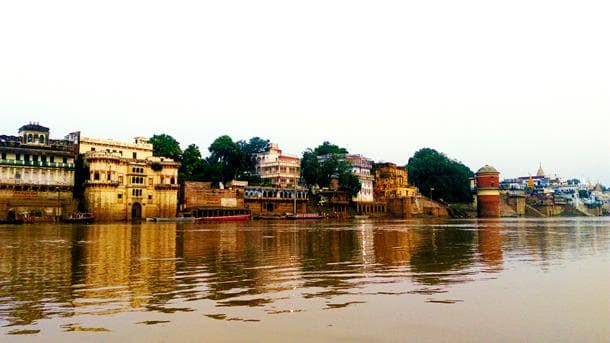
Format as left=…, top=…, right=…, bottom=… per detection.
left=313, top=141, right=348, bottom=156
left=149, top=134, right=182, bottom=161
left=301, top=142, right=361, bottom=196
left=407, top=148, right=474, bottom=203
left=208, top=135, right=243, bottom=184
left=237, top=137, right=270, bottom=170
left=180, top=144, right=206, bottom=181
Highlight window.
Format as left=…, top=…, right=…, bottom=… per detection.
left=148, top=195, right=152, bottom=200
left=91, top=147, right=96, bottom=151
left=1, top=153, right=5, bottom=160
left=118, top=175, right=123, bottom=184
left=15, top=154, right=20, bottom=161
left=27, top=134, right=32, bottom=142
left=33, top=155, right=38, bottom=162
left=39, top=135, right=45, bottom=144
left=41, top=155, right=47, bottom=163
left=170, top=177, right=175, bottom=185
left=94, top=172, right=100, bottom=181
left=132, top=152, right=137, bottom=159
left=50, top=156, right=55, bottom=163
left=118, top=194, right=122, bottom=199
left=24, top=154, right=30, bottom=162
left=62, top=157, right=67, bottom=164
left=132, top=189, right=143, bottom=197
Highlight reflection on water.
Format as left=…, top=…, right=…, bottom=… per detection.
left=0, top=218, right=609, bottom=340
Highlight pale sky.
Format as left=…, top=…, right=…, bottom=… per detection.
left=1, top=0, right=608, bottom=184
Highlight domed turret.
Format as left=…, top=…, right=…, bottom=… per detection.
left=536, top=163, right=545, bottom=177
left=476, top=165, right=500, bottom=218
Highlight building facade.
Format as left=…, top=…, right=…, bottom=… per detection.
left=373, top=162, right=417, bottom=201
left=0, top=123, right=77, bottom=222
left=255, top=143, right=301, bottom=188
left=80, top=136, right=179, bottom=221
left=346, top=154, right=374, bottom=202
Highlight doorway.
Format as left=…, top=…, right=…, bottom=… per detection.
left=131, top=203, right=142, bottom=219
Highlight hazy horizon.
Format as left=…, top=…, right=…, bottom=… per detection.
left=1, top=0, right=608, bottom=184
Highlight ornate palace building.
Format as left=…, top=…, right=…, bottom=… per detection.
left=79, top=136, right=180, bottom=221
left=255, top=143, right=301, bottom=188
left=0, top=123, right=77, bottom=222
left=373, top=162, right=417, bottom=201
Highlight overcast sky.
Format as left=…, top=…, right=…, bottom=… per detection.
left=1, top=0, right=608, bottom=184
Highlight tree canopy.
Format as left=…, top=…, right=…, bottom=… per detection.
left=407, top=148, right=474, bottom=203
left=149, top=134, right=182, bottom=161
left=301, top=142, right=361, bottom=197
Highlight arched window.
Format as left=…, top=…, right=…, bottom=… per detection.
left=39, top=135, right=45, bottom=143
left=170, top=177, right=175, bottom=184
left=27, top=134, right=33, bottom=142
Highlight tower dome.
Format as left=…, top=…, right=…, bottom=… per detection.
left=536, top=163, right=545, bottom=177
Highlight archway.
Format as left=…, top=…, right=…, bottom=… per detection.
left=131, top=203, right=142, bottom=219
left=7, top=209, right=16, bottom=222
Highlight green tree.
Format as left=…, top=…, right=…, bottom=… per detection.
left=407, top=148, right=474, bottom=203
left=301, top=149, right=322, bottom=186
left=208, top=135, right=243, bottom=184
left=300, top=142, right=361, bottom=196
left=236, top=137, right=270, bottom=183
left=149, top=134, right=182, bottom=161
left=313, top=141, right=348, bottom=156
left=180, top=144, right=205, bottom=181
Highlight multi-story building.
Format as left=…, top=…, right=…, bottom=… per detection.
left=255, top=143, right=300, bottom=188
left=79, top=136, right=179, bottom=221
left=345, top=154, right=374, bottom=202
left=373, top=162, right=417, bottom=201
left=0, top=123, right=77, bottom=222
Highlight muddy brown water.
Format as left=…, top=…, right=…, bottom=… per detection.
left=1, top=218, right=608, bottom=341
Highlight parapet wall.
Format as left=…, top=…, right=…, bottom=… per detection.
left=182, top=182, right=244, bottom=209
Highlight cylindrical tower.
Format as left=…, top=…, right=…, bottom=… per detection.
left=476, top=165, right=500, bottom=218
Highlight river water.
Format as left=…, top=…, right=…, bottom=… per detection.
left=0, top=218, right=608, bottom=342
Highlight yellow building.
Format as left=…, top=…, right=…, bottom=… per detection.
left=374, top=162, right=417, bottom=201
left=80, top=136, right=179, bottom=221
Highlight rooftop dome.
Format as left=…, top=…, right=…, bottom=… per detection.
left=19, top=122, right=49, bottom=133
left=536, top=163, right=545, bottom=177
left=476, top=165, right=499, bottom=174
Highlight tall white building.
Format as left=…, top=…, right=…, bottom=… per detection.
left=255, top=143, right=301, bottom=188
left=346, top=154, right=374, bottom=203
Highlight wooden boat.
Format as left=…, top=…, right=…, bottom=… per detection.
left=63, top=212, right=95, bottom=224
left=195, top=214, right=250, bottom=222
left=286, top=213, right=324, bottom=220
left=146, top=217, right=196, bottom=222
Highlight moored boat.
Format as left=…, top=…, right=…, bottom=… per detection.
left=195, top=214, right=251, bottom=222
left=286, top=213, right=324, bottom=220
left=63, top=212, right=95, bottom=224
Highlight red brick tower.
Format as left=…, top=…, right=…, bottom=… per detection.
left=476, top=165, right=500, bottom=218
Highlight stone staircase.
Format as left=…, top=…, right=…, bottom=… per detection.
left=525, top=204, right=546, bottom=217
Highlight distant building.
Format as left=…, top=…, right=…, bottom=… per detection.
left=345, top=154, right=374, bottom=202
left=255, top=143, right=301, bottom=188
left=0, top=123, right=77, bottom=222
left=373, top=162, right=417, bottom=201
left=79, top=136, right=179, bottom=221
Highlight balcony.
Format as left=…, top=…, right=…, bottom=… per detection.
left=85, top=180, right=120, bottom=187
left=155, top=183, right=180, bottom=190
left=0, top=160, right=75, bottom=169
